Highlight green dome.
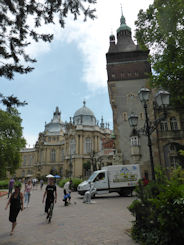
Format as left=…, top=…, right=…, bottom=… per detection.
left=117, top=14, right=131, bottom=33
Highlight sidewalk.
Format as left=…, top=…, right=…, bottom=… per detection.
left=0, top=185, right=137, bottom=245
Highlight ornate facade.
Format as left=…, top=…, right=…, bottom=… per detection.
left=16, top=102, right=112, bottom=178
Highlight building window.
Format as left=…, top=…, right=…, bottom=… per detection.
left=50, top=149, right=56, bottom=162
left=170, top=156, right=178, bottom=168
left=70, top=138, right=76, bottom=154
left=160, top=120, right=168, bottom=131
left=61, top=148, right=65, bottom=161
left=48, top=137, right=51, bottom=142
left=140, top=113, right=144, bottom=120
left=22, top=170, right=25, bottom=177
left=29, top=155, right=32, bottom=165
left=122, top=112, right=128, bottom=121
left=170, top=144, right=176, bottom=152
left=39, top=150, right=43, bottom=162
left=130, top=136, right=139, bottom=146
left=170, top=117, right=178, bottom=131
left=23, top=156, right=26, bottom=166
left=57, top=136, right=59, bottom=141
left=85, top=137, right=92, bottom=154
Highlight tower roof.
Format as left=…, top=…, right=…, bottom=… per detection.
left=117, top=12, right=131, bottom=34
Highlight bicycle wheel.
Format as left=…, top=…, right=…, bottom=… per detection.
left=48, top=202, right=54, bottom=223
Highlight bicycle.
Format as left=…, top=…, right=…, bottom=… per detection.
left=47, top=202, right=54, bottom=223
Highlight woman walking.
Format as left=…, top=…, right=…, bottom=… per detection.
left=5, top=184, right=24, bottom=235
left=24, top=180, right=32, bottom=208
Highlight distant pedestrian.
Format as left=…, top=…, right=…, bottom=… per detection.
left=5, top=184, right=23, bottom=235
left=8, top=178, right=15, bottom=198
left=40, top=179, right=44, bottom=190
left=143, top=173, right=149, bottom=186
left=63, top=180, right=72, bottom=206
left=24, top=180, right=32, bottom=208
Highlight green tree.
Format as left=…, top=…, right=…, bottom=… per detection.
left=0, top=108, right=26, bottom=178
left=0, top=0, right=96, bottom=80
left=135, top=0, right=184, bottom=105
left=83, top=161, right=91, bottom=172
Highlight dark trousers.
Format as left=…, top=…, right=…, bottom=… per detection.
left=45, top=198, right=54, bottom=213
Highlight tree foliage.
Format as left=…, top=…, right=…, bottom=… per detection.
left=129, top=168, right=184, bottom=245
left=135, top=0, right=184, bottom=105
left=0, top=108, right=26, bottom=177
left=0, top=0, right=96, bottom=79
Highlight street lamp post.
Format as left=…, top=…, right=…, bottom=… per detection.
left=128, top=88, right=170, bottom=181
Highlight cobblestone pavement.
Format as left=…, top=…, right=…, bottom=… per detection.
left=0, top=186, right=137, bottom=245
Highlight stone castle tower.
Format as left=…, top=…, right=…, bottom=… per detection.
left=106, top=11, right=151, bottom=174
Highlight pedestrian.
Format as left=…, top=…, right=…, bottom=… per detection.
left=142, top=173, right=149, bottom=186
left=40, top=179, right=44, bottom=190
left=24, top=180, right=32, bottom=208
left=5, top=184, right=24, bottom=235
left=8, top=178, right=15, bottom=198
left=42, top=177, right=57, bottom=218
left=63, top=180, right=72, bottom=206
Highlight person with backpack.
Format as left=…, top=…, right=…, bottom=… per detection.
left=5, top=184, right=24, bottom=235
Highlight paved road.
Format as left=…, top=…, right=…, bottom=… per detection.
left=0, top=186, right=137, bottom=245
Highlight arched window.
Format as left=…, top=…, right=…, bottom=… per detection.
left=70, top=138, right=76, bottom=154
left=130, top=136, right=139, bottom=146
left=50, top=149, right=56, bottom=162
left=170, top=117, right=178, bottom=131
left=160, top=120, right=168, bottom=131
left=85, top=137, right=92, bottom=153
left=61, top=148, right=65, bottom=161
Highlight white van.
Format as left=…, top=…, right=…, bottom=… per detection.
left=78, top=164, right=141, bottom=197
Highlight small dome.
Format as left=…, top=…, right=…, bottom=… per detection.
left=73, top=101, right=96, bottom=126
left=45, top=107, right=64, bottom=134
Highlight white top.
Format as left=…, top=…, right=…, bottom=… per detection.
left=64, top=181, right=70, bottom=192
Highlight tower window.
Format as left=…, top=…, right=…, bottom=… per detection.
left=160, top=121, right=168, bottom=131
left=122, top=112, right=128, bottom=121
left=140, top=113, right=144, bottom=120
left=170, top=117, right=178, bottom=131
left=130, top=136, right=139, bottom=146
left=112, top=74, right=116, bottom=79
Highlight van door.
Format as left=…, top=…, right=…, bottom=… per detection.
left=93, top=171, right=109, bottom=194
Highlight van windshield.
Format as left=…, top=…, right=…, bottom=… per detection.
left=88, top=172, right=97, bottom=182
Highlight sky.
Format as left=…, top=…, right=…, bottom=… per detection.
left=0, top=0, right=153, bottom=147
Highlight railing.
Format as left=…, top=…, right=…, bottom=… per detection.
left=157, top=130, right=184, bottom=139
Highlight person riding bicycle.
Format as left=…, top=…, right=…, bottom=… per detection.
left=42, top=177, right=57, bottom=219
left=63, top=179, right=72, bottom=206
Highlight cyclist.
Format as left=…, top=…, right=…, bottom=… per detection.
left=42, top=177, right=57, bottom=219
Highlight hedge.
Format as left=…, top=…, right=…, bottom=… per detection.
left=58, top=178, right=83, bottom=191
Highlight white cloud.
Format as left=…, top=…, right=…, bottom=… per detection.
left=25, top=0, right=153, bottom=88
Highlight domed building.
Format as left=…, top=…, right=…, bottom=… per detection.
left=16, top=102, right=112, bottom=178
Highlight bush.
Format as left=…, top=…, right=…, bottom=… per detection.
left=0, top=180, right=9, bottom=189
left=58, top=178, right=83, bottom=191
left=129, top=168, right=184, bottom=245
